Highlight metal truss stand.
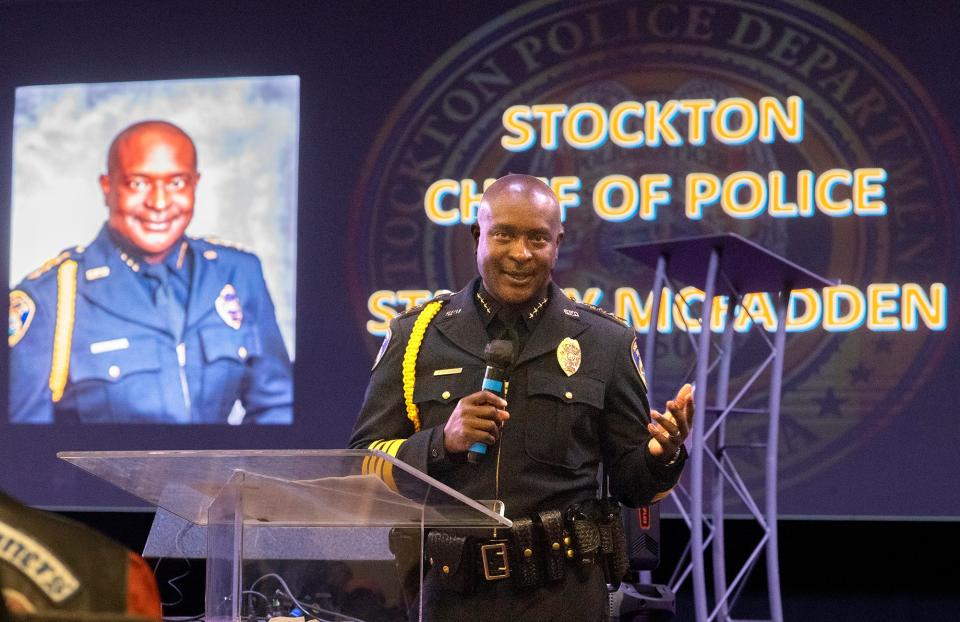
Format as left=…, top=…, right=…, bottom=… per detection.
left=618, top=234, right=834, bottom=622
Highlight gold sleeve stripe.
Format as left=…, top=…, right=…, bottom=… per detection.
left=364, top=439, right=407, bottom=492
left=363, top=440, right=386, bottom=476
left=49, top=260, right=78, bottom=403
left=402, top=300, right=444, bottom=432
left=382, top=438, right=405, bottom=457
left=379, top=438, right=406, bottom=492
left=381, top=460, right=398, bottom=492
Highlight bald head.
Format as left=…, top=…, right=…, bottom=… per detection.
left=477, top=174, right=561, bottom=231
left=106, top=120, right=197, bottom=174
left=472, top=174, right=564, bottom=306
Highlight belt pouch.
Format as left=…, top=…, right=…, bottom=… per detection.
left=597, top=502, right=630, bottom=587
left=537, top=510, right=566, bottom=582
left=606, top=506, right=630, bottom=584
left=569, top=515, right=601, bottom=566
left=426, top=531, right=474, bottom=593
left=509, top=517, right=542, bottom=587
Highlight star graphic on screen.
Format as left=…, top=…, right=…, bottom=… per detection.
left=813, top=388, right=846, bottom=418
left=847, top=362, right=873, bottom=384
left=873, top=335, right=894, bottom=355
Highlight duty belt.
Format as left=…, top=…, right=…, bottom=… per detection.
left=425, top=503, right=628, bottom=593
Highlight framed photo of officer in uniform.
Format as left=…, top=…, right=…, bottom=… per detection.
left=7, top=76, right=299, bottom=425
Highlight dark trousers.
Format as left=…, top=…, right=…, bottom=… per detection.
left=410, top=563, right=609, bottom=622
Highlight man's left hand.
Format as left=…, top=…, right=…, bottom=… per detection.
left=647, top=383, right=694, bottom=463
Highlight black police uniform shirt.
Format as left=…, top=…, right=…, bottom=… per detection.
left=349, top=278, right=684, bottom=519
left=7, top=224, right=292, bottom=424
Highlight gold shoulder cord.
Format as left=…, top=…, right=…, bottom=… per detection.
left=363, top=300, right=445, bottom=492
left=401, top=300, right=444, bottom=432
left=49, top=260, right=78, bottom=403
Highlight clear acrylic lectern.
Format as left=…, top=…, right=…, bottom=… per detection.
left=59, top=449, right=511, bottom=622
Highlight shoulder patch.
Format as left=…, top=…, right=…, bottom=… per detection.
left=576, top=301, right=628, bottom=326
left=201, top=235, right=254, bottom=254
left=631, top=336, right=647, bottom=389
left=26, top=250, right=73, bottom=281
left=8, top=290, right=36, bottom=347
left=372, top=327, right=391, bottom=370
left=397, top=292, right=454, bottom=319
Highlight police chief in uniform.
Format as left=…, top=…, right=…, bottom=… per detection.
left=350, top=175, right=693, bottom=620
left=7, top=120, right=292, bottom=424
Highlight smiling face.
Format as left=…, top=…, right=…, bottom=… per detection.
left=472, top=175, right=564, bottom=306
left=99, top=122, right=199, bottom=263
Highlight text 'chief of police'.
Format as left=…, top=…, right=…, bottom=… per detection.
left=7, top=120, right=293, bottom=424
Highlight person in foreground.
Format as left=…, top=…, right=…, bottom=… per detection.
left=350, top=174, right=693, bottom=620
left=8, top=120, right=292, bottom=424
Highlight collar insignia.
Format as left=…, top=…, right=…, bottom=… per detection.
left=176, top=241, right=189, bottom=269
left=475, top=291, right=492, bottom=315
left=119, top=251, right=141, bottom=273
left=563, top=309, right=580, bottom=318
left=528, top=296, right=549, bottom=320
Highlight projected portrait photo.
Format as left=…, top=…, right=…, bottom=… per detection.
left=7, top=76, right=299, bottom=425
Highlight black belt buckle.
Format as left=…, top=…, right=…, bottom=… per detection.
left=480, top=540, right=510, bottom=580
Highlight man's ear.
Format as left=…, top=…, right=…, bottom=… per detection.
left=98, top=174, right=111, bottom=206
left=471, top=223, right=480, bottom=251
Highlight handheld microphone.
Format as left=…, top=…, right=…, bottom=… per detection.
left=468, top=339, right=515, bottom=464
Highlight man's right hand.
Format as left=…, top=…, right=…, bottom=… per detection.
left=443, top=390, right=510, bottom=454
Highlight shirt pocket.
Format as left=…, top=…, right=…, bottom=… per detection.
left=69, top=336, right=164, bottom=422
left=524, top=368, right=605, bottom=470
left=412, top=367, right=483, bottom=428
left=199, top=325, right=261, bottom=419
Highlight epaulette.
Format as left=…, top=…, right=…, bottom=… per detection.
left=26, top=247, right=83, bottom=281
left=576, top=301, right=629, bottom=326
left=201, top=235, right=254, bottom=254
left=397, top=292, right=454, bottom=319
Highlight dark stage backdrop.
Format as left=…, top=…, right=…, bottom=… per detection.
left=1, top=0, right=957, bottom=519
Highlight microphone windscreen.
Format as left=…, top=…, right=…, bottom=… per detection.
left=484, top=339, right=514, bottom=368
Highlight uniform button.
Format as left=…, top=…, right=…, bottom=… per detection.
left=566, top=549, right=575, bottom=559
left=442, top=565, right=450, bottom=574
left=204, top=250, right=218, bottom=260
left=108, top=365, right=121, bottom=379
left=563, top=536, right=571, bottom=546
left=564, top=391, right=573, bottom=400
left=441, top=390, right=451, bottom=400
left=238, top=346, right=248, bottom=359
left=523, top=548, right=533, bottom=558
left=551, top=542, right=560, bottom=551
